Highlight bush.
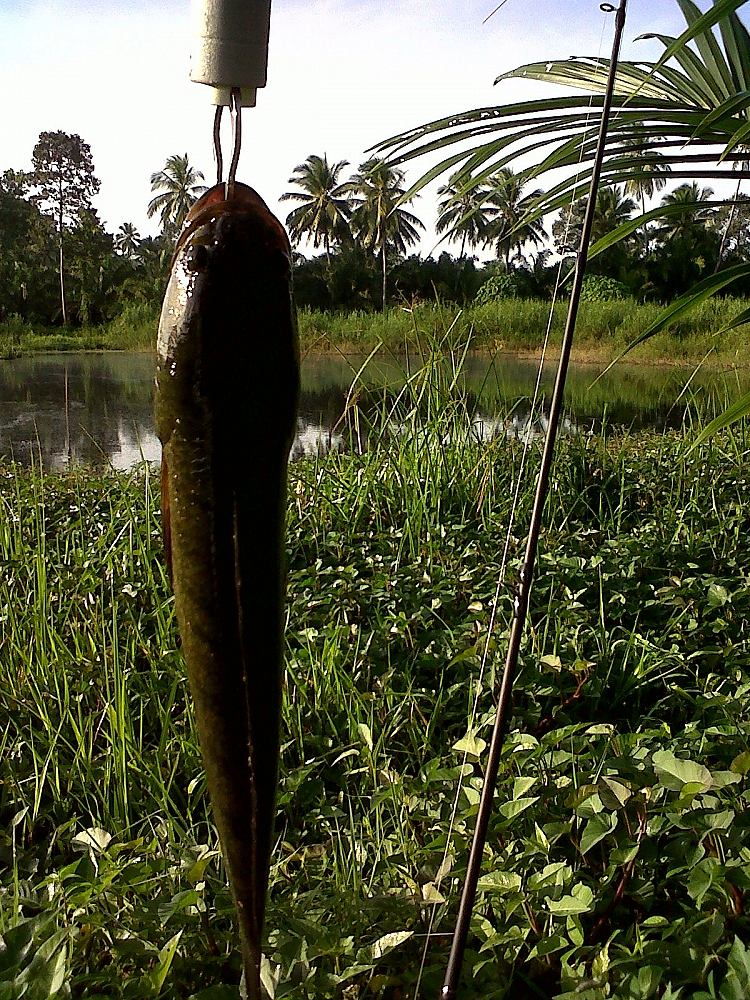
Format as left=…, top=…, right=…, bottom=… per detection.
left=103, top=300, right=159, bottom=350
left=475, top=273, right=521, bottom=304
left=580, top=274, right=629, bottom=302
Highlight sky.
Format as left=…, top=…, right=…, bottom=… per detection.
left=0, top=0, right=687, bottom=257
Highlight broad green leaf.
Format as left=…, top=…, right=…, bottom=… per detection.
left=420, top=882, right=445, bottom=904
left=707, top=583, right=730, bottom=606
left=566, top=783, right=599, bottom=810
left=580, top=812, right=618, bottom=855
left=149, top=931, right=182, bottom=993
left=727, top=936, right=750, bottom=987
left=687, top=857, right=722, bottom=905
left=540, top=654, right=562, bottom=668
left=599, top=777, right=633, bottom=810
left=72, top=827, right=112, bottom=855
left=528, top=862, right=570, bottom=891
left=477, top=870, right=523, bottom=894
left=453, top=731, right=486, bottom=757
left=546, top=883, right=594, bottom=916
left=157, top=890, right=201, bottom=926
left=513, top=776, right=537, bottom=799
left=499, top=796, right=539, bottom=820
left=370, top=930, right=413, bottom=961
left=731, top=751, right=750, bottom=774
left=652, top=750, right=712, bottom=791
left=16, top=931, right=68, bottom=1000
left=528, top=933, right=568, bottom=958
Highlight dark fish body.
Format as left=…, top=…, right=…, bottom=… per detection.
left=154, top=182, right=299, bottom=997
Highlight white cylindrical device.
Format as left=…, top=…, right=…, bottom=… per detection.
left=190, top=0, right=272, bottom=106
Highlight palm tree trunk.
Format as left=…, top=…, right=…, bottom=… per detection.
left=381, top=242, right=387, bottom=312
left=59, top=237, right=67, bottom=326
left=58, top=179, right=67, bottom=326
left=456, top=232, right=468, bottom=297
left=716, top=177, right=742, bottom=272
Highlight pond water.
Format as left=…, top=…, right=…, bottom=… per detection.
left=0, top=351, right=747, bottom=471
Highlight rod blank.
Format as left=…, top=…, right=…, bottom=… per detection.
left=439, top=1, right=629, bottom=996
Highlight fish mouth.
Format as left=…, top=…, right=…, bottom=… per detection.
left=175, top=182, right=289, bottom=258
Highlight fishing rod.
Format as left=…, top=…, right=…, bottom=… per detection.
left=439, top=2, right=629, bottom=996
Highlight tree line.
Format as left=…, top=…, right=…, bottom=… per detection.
left=3, top=130, right=750, bottom=329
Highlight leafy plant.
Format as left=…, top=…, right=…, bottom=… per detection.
left=475, top=272, right=521, bottom=303
left=580, top=274, right=629, bottom=302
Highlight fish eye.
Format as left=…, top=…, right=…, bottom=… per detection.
left=185, top=244, right=210, bottom=273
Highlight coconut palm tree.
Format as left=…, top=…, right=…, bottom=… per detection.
left=346, top=158, right=424, bottom=311
left=435, top=171, right=496, bottom=260
left=715, top=147, right=750, bottom=268
left=147, top=154, right=206, bottom=235
left=618, top=140, right=671, bottom=251
left=655, top=182, right=716, bottom=243
left=485, top=168, right=546, bottom=267
left=376, top=0, right=750, bottom=256
left=114, top=222, right=140, bottom=259
left=375, top=0, right=750, bottom=428
left=280, top=154, right=352, bottom=261
left=553, top=185, right=636, bottom=257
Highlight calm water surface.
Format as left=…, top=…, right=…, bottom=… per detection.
left=0, top=352, right=747, bottom=471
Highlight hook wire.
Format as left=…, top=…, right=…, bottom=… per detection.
left=213, top=88, right=243, bottom=198
left=227, top=87, right=242, bottom=199
left=213, top=105, right=224, bottom=186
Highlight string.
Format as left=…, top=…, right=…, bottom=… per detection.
left=411, top=6, right=613, bottom=997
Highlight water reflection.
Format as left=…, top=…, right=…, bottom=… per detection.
left=0, top=351, right=746, bottom=471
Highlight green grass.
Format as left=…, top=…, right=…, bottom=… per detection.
left=1, top=352, right=750, bottom=997
left=297, top=296, right=750, bottom=363
left=2, top=294, right=750, bottom=364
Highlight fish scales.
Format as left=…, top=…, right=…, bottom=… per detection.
left=154, top=182, right=299, bottom=998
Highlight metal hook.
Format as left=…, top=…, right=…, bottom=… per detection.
left=213, top=105, right=223, bottom=185
left=227, top=87, right=242, bottom=199
left=212, top=88, right=243, bottom=198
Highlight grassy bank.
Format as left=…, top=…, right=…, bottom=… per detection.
left=2, top=294, right=750, bottom=365
left=1, top=356, right=749, bottom=997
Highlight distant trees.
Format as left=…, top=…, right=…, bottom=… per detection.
left=485, top=168, right=546, bottom=268
left=280, top=154, right=352, bottom=261
left=281, top=154, right=424, bottom=311
left=0, top=170, right=57, bottom=322
left=30, top=131, right=100, bottom=325
left=346, top=158, right=424, bottom=311
left=435, top=172, right=496, bottom=260
left=114, top=223, right=141, bottom=259
left=147, top=154, right=206, bottom=235
left=8, top=123, right=750, bottom=328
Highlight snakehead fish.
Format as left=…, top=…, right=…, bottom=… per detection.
left=154, top=181, right=299, bottom=998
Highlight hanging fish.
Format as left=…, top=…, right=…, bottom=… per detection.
left=154, top=181, right=299, bottom=998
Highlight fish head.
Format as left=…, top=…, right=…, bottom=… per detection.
left=155, top=182, right=299, bottom=452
